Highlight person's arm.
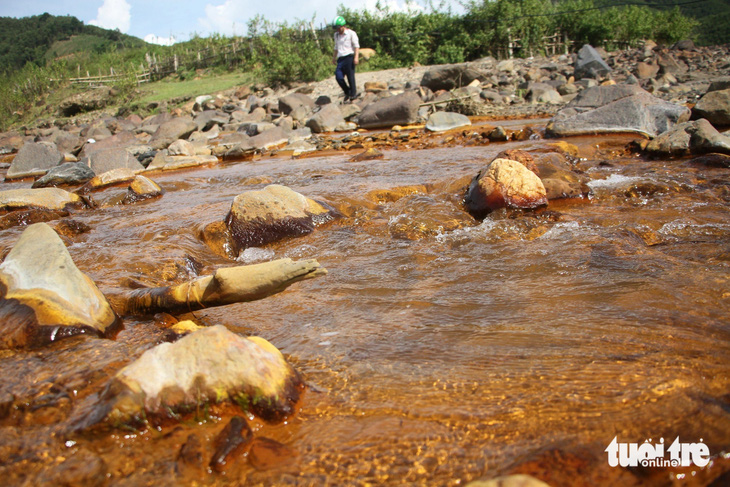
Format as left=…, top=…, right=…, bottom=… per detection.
left=354, top=47, right=359, bottom=65
left=352, top=30, right=360, bottom=65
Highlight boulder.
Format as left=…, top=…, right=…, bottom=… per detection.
left=167, top=139, right=196, bottom=156
left=278, top=93, right=316, bottom=116
left=0, top=223, right=120, bottom=349
left=78, top=131, right=138, bottom=160
left=425, top=111, right=471, bottom=132
left=692, top=89, right=730, bottom=126
left=464, top=159, right=548, bottom=218
left=645, top=119, right=730, bottom=155
left=6, top=142, right=63, bottom=180
left=31, top=162, right=95, bottom=188
left=534, top=153, right=591, bottom=200
left=0, top=188, right=86, bottom=212
left=306, top=104, right=346, bottom=133
left=225, top=184, right=337, bottom=253
left=149, top=118, right=198, bottom=150
left=420, top=64, right=485, bottom=91
left=364, top=81, right=388, bottom=93
left=574, top=44, right=612, bottom=80
left=193, top=110, right=229, bottom=131
left=359, top=48, right=376, bottom=60
left=357, top=92, right=421, bottom=129
left=146, top=154, right=218, bottom=171
left=546, top=85, right=690, bottom=138
left=79, top=325, right=303, bottom=428
left=83, top=148, right=145, bottom=174
left=122, top=176, right=164, bottom=204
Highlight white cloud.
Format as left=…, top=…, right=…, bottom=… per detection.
left=199, top=1, right=244, bottom=37
left=89, top=0, right=132, bottom=33
left=144, top=33, right=177, bottom=46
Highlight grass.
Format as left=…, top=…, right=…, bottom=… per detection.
left=136, top=71, right=255, bottom=106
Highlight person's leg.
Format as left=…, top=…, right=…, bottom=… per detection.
left=335, top=57, right=351, bottom=98
left=344, top=56, right=357, bottom=99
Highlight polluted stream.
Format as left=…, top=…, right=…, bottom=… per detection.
left=0, top=123, right=729, bottom=486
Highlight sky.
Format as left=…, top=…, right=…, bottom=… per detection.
left=0, top=0, right=465, bottom=46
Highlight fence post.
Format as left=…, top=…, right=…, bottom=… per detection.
left=174, top=54, right=179, bottom=72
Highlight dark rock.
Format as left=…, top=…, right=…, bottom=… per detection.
left=210, top=416, right=254, bottom=472
left=31, top=162, right=95, bottom=188
left=574, top=45, right=612, bottom=80
left=420, top=64, right=485, bottom=91
left=193, top=110, right=230, bottom=131
left=357, top=92, right=421, bottom=129
left=249, top=437, right=297, bottom=471
left=122, top=176, right=165, bottom=204
left=645, top=119, right=730, bottom=155
left=279, top=93, right=316, bottom=116
left=35, top=448, right=107, bottom=487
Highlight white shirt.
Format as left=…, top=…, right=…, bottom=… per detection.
left=334, top=29, right=359, bottom=58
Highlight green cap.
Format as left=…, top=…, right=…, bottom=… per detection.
left=333, top=16, right=346, bottom=27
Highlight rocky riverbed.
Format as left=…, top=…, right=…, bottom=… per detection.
left=0, top=42, right=728, bottom=486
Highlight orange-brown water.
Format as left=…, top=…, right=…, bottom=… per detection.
left=0, top=127, right=729, bottom=486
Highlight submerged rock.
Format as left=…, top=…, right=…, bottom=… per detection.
left=466, top=474, right=552, bottom=487
left=31, top=162, right=95, bottom=188
left=225, top=184, right=337, bottom=253
left=465, top=159, right=548, bottom=218
left=210, top=416, right=254, bottom=472
left=0, top=188, right=86, bottom=213
left=0, top=223, right=121, bottom=349
left=79, top=325, right=303, bottom=428
left=122, top=175, right=165, bottom=204
left=76, top=168, right=137, bottom=194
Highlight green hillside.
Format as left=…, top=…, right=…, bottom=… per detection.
left=0, top=13, right=146, bottom=73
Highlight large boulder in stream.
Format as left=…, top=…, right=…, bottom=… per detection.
left=77, top=325, right=303, bottom=428
left=149, top=118, right=198, bottom=150
left=464, top=159, right=548, bottom=218
left=546, top=85, right=690, bottom=138
left=0, top=223, right=121, bottom=349
left=223, top=184, right=337, bottom=254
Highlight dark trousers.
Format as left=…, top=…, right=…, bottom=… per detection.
left=335, top=54, right=356, bottom=98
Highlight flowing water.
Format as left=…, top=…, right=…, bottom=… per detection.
left=0, top=124, right=729, bottom=486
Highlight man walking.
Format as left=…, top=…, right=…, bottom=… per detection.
left=332, top=16, right=359, bottom=102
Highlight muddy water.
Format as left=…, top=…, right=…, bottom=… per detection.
left=0, top=126, right=729, bottom=486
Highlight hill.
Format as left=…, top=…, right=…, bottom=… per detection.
left=0, top=13, right=146, bottom=74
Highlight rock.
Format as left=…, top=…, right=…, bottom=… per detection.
left=574, top=44, right=612, bottom=80
left=708, top=77, right=730, bottom=93
left=656, top=50, right=688, bottom=76
left=80, top=325, right=303, bottom=427
left=692, top=89, right=730, bottom=126
left=149, top=118, right=198, bottom=150
left=193, top=109, right=229, bottom=131
left=464, top=158, right=548, bottom=218
left=636, top=61, right=660, bottom=80
left=167, top=139, right=196, bottom=156
left=78, top=131, right=138, bottom=160
left=349, top=148, right=384, bottom=162
left=425, top=111, right=471, bottom=132
left=146, top=154, right=218, bottom=171
left=0, top=223, right=121, bottom=349
left=225, top=184, right=337, bottom=252
left=0, top=188, right=86, bottom=212
left=35, top=448, right=108, bottom=487
left=526, top=83, right=563, bottom=104
left=209, top=416, right=254, bottom=472
left=84, top=148, right=145, bottom=175
left=546, top=85, right=690, bottom=138
left=249, top=437, right=297, bottom=470
left=386, top=194, right=476, bottom=240
left=535, top=155, right=591, bottom=200
left=364, top=81, right=388, bottom=93
left=357, top=92, right=421, bottom=129
left=122, top=176, right=164, bottom=204
left=359, top=48, right=376, bottom=60
left=645, top=119, right=730, bottom=155
left=248, top=127, right=288, bottom=150
left=6, top=142, right=63, bottom=180
left=465, top=474, right=552, bottom=487
left=495, top=149, right=538, bottom=174
left=306, top=104, right=347, bottom=133
left=31, top=162, right=95, bottom=188
left=278, top=93, right=315, bottom=116
left=420, top=64, right=485, bottom=91
left=77, top=168, right=137, bottom=194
